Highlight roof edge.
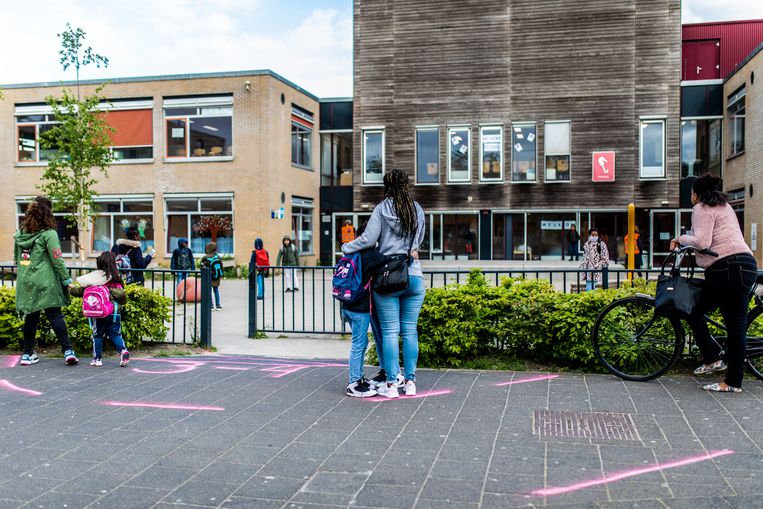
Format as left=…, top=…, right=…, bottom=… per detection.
left=0, top=69, right=319, bottom=102
left=683, top=19, right=763, bottom=28
left=725, top=41, right=763, bottom=84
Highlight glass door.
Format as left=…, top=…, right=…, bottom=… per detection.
left=650, top=210, right=678, bottom=269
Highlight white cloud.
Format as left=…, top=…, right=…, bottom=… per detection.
left=0, top=1, right=352, bottom=97
left=683, top=0, right=763, bottom=23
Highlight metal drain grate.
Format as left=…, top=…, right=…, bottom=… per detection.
left=534, top=409, right=639, bottom=440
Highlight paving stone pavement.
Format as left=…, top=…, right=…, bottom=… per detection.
left=1, top=354, right=762, bottom=509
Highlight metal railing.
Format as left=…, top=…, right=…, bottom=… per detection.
left=248, top=265, right=684, bottom=336
left=0, top=265, right=212, bottom=346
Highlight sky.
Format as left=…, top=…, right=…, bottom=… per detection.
left=1, top=0, right=762, bottom=98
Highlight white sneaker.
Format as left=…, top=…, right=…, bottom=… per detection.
left=90, top=358, right=103, bottom=367
left=403, top=380, right=416, bottom=396
left=376, top=382, right=399, bottom=399
left=346, top=379, right=377, bottom=398
left=394, top=373, right=405, bottom=388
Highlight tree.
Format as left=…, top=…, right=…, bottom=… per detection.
left=38, top=24, right=113, bottom=262
left=193, top=216, right=233, bottom=244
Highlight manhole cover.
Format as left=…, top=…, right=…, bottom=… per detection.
left=533, top=409, right=639, bottom=440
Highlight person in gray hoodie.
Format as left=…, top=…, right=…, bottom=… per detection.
left=341, top=169, right=426, bottom=399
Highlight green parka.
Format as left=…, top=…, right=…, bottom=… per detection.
left=13, top=228, right=73, bottom=317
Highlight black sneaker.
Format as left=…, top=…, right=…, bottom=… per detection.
left=370, top=369, right=386, bottom=388
left=347, top=378, right=378, bottom=398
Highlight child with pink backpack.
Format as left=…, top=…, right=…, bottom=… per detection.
left=69, top=252, right=130, bottom=367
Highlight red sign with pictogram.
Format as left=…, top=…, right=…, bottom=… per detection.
left=592, top=151, right=615, bottom=182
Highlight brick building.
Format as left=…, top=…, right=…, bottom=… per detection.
left=0, top=70, right=320, bottom=266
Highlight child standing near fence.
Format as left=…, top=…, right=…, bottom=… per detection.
left=201, top=242, right=224, bottom=310
left=69, top=252, right=129, bottom=367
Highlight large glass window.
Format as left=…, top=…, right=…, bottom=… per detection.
left=16, top=201, right=78, bottom=255
left=92, top=197, right=154, bottom=253
left=526, top=213, right=577, bottom=260
left=164, top=97, right=233, bottom=159
left=292, top=197, right=314, bottom=255
left=727, top=87, right=745, bottom=157
left=102, top=108, right=153, bottom=161
left=640, top=119, right=666, bottom=179
left=448, top=127, right=471, bottom=183
left=681, top=118, right=721, bottom=178
left=441, top=214, right=478, bottom=260
left=512, top=124, right=537, bottom=182
left=544, top=121, right=571, bottom=182
left=320, top=132, right=352, bottom=186
left=165, top=195, right=234, bottom=255
left=416, top=128, right=439, bottom=184
left=291, top=105, right=314, bottom=168
left=362, top=130, right=384, bottom=184
left=15, top=115, right=59, bottom=163
left=480, top=126, right=502, bottom=182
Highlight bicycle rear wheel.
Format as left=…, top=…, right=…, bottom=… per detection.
left=592, top=296, right=682, bottom=381
left=745, top=307, right=763, bottom=381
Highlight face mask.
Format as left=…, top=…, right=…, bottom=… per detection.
left=590, top=236, right=598, bottom=241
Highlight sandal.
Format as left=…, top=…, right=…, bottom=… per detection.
left=703, top=382, right=742, bottom=393
left=694, top=360, right=727, bottom=375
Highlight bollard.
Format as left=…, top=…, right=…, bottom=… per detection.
left=199, top=266, right=212, bottom=347
left=602, top=265, right=609, bottom=290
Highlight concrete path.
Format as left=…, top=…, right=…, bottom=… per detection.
left=1, top=353, right=762, bottom=508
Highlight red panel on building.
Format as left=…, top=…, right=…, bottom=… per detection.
left=682, top=20, right=763, bottom=80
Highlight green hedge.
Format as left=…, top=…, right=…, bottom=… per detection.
left=0, top=286, right=171, bottom=353
left=374, top=269, right=662, bottom=371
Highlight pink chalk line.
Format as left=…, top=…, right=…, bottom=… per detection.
left=214, top=366, right=248, bottom=371
left=2, top=355, right=20, bottom=368
left=0, top=379, right=42, bottom=396
left=496, top=374, right=559, bottom=386
left=364, top=389, right=453, bottom=401
left=531, top=449, right=734, bottom=496
left=100, top=401, right=224, bottom=411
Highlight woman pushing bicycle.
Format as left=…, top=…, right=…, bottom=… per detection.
left=671, top=173, right=758, bottom=393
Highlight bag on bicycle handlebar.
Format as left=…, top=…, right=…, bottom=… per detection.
left=655, top=252, right=704, bottom=318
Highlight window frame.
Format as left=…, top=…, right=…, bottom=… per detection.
left=415, top=126, right=440, bottom=186
left=727, top=86, right=746, bottom=158
left=164, top=193, right=235, bottom=256
left=511, top=122, right=538, bottom=183
left=544, top=120, right=571, bottom=183
left=162, top=98, right=234, bottom=162
left=91, top=195, right=155, bottom=254
left=15, top=198, right=79, bottom=257
left=479, top=124, right=503, bottom=183
left=447, top=125, right=472, bottom=184
left=291, top=120, right=313, bottom=170
left=291, top=197, right=315, bottom=255
left=362, top=128, right=385, bottom=185
left=639, top=117, right=667, bottom=180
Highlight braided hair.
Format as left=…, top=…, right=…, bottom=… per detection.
left=383, top=169, right=417, bottom=238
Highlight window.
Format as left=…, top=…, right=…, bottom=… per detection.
left=92, top=196, right=154, bottom=253
left=727, top=86, right=745, bottom=157
left=291, top=197, right=314, bottom=255
left=291, top=105, right=314, bottom=168
left=681, top=118, right=721, bottom=178
left=480, top=126, right=502, bottom=182
left=362, top=129, right=384, bottom=184
left=164, top=96, right=233, bottom=159
left=640, top=119, right=666, bottom=178
left=448, top=127, right=470, bottom=183
left=415, top=128, right=439, bottom=184
left=512, top=123, right=537, bottom=182
left=165, top=195, right=234, bottom=255
left=544, top=121, right=570, bottom=182
left=15, top=200, right=78, bottom=255
left=16, top=101, right=153, bottom=163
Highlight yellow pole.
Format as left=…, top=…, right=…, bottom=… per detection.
left=627, top=203, right=636, bottom=281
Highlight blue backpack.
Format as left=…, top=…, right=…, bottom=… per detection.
left=332, top=252, right=366, bottom=303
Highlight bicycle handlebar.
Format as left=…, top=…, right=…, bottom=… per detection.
left=675, top=245, right=719, bottom=258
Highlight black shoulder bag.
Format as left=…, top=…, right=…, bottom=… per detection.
left=372, top=235, right=415, bottom=295
left=654, top=252, right=704, bottom=318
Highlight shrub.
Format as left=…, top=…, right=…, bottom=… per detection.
left=0, top=285, right=172, bottom=353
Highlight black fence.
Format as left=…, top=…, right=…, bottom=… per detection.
left=248, top=265, right=682, bottom=336
left=0, top=265, right=212, bottom=346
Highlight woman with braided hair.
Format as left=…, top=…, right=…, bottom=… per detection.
left=342, top=169, right=426, bottom=399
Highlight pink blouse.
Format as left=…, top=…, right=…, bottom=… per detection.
left=678, top=203, right=752, bottom=268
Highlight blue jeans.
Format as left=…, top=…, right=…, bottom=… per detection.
left=92, top=315, right=127, bottom=359
left=342, top=309, right=384, bottom=384
left=373, top=276, right=426, bottom=383
left=177, top=272, right=188, bottom=283
left=567, top=244, right=579, bottom=261
left=212, top=286, right=221, bottom=307
left=256, top=273, right=264, bottom=299
left=585, top=280, right=596, bottom=291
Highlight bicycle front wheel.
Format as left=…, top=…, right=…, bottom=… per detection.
left=745, top=307, right=763, bottom=381
left=592, top=296, right=682, bottom=381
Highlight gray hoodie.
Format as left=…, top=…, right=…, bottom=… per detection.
left=341, top=198, right=426, bottom=278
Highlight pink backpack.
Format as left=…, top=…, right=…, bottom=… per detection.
left=82, top=286, right=115, bottom=319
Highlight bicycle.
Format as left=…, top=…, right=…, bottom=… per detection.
left=591, top=245, right=763, bottom=381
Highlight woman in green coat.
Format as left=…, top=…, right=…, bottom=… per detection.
left=14, top=197, right=79, bottom=366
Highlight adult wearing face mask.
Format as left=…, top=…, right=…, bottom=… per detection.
left=580, top=227, right=609, bottom=291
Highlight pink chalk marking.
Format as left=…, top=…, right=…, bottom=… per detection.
left=261, top=364, right=313, bottom=378
left=214, top=366, right=247, bottom=371
left=496, top=374, right=559, bottom=386
left=132, top=360, right=203, bottom=374
left=531, top=449, right=734, bottom=496
left=100, top=401, right=224, bottom=411
left=364, top=389, right=453, bottom=401
left=3, top=355, right=21, bottom=368
left=0, top=379, right=42, bottom=396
